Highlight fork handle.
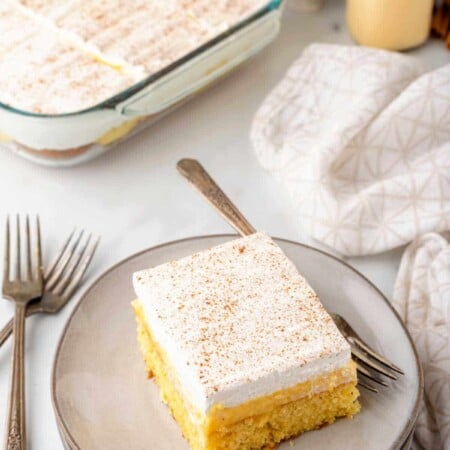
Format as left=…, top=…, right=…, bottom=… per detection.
left=5, top=302, right=27, bottom=450
left=0, top=305, right=37, bottom=348
left=177, top=159, right=256, bottom=237
left=0, top=319, right=13, bottom=348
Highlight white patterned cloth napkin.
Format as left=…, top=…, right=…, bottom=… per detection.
left=251, top=44, right=450, bottom=257
left=251, top=44, right=450, bottom=449
left=393, top=233, right=450, bottom=449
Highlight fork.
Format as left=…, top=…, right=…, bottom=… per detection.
left=177, top=158, right=404, bottom=393
left=0, top=228, right=100, bottom=348
left=330, top=313, right=404, bottom=392
left=2, top=215, right=43, bottom=450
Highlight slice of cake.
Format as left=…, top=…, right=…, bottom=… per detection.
left=132, top=233, right=360, bottom=450
left=0, top=27, right=135, bottom=114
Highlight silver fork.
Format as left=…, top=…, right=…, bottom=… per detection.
left=2, top=215, right=43, bottom=450
left=0, top=228, right=100, bottom=348
left=177, top=158, right=404, bottom=394
left=330, top=313, right=404, bottom=392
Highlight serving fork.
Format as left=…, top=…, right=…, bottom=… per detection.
left=177, top=158, right=404, bottom=394
left=0, top=228, right=99, bottom=348
left=2, top=215, right=43, bottom=450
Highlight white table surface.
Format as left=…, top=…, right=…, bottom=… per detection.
left=0, top=1, right=447, bottom=448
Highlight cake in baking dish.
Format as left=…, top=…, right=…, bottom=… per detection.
left=0, top=0, right=268, bottom=114
left=0, top=29, right=135, bottom=115
left=132, top=232, right=360, bottom=450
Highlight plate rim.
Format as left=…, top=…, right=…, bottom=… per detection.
left=51, top=234, right=423, bottom=450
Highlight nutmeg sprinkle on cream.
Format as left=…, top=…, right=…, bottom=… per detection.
left=133, top=232, right=351, bottom=413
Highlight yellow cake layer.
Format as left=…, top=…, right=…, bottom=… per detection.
left=132, top=300, right=360, bottom=450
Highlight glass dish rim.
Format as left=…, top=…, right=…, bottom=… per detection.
left=0, top=0, right=283, bottom=119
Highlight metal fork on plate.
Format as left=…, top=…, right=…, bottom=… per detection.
left=0, top=228, right=100, bottom=348
left=2, top=215, right=43, bottom=450
left=330, top=313, right=403, bottom=392
left=176, top=158, right=404, bottom=394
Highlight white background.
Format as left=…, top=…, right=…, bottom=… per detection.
left=0, top=1, right=447, bottom=448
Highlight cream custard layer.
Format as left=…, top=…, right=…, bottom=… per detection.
left=132, top=233, right=353, bottom=413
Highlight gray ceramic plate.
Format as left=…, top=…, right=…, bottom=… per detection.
left=52, top=235, right=422, bottom=450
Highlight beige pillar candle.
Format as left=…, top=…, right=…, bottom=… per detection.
left=347, top=0, right=434, bottom=50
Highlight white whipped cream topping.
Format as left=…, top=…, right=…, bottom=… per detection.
left=1, top=0, right=268, bottom=113
left=133, top=233, right=351, bottom=413
left=0, top=29, right=134, bottom=114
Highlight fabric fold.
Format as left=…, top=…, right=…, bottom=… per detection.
left=251, top=44, right=450, bottom=256
left=393, top=233, right=449, bottom=450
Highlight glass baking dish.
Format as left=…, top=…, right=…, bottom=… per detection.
left=0, top=1, right=284, bottom=167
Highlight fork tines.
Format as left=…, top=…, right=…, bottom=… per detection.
left=3, top=214, right=42, bottom=288
left=350, top=335, right=404, bottom=375
left=45, top=229, right=99, bottom=299
left=353, top=339, right=404, bottom=393
left=331, top=313, right=404, bottom=394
